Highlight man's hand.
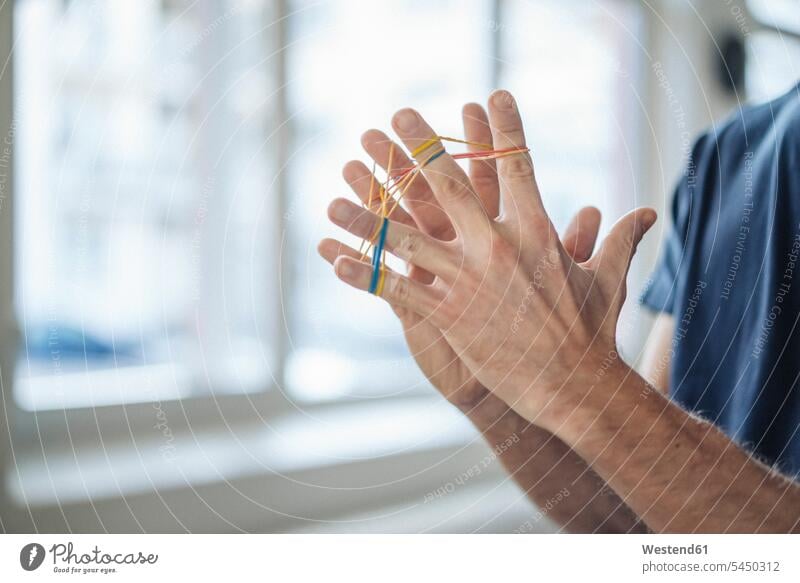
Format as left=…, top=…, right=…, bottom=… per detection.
left=321, top=91, right=800, bottom=533
left=321, top=98, right=647, bottom=533
left=321, top=90, right=656, bottom=428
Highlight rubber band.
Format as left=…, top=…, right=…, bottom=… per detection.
left=423, top=148, right=446, bottom=166
left=457, top=146, right=529, bottom=160
left=374, top=266, right=387, bottom=297
left=410, top=137, right=440, bottom=158
left=358, top=162, right=380, bottom=257
left=366, top=161, right=376, bottom=208
left=382, top=143, right=395, bottom=217
left=436, top=135, right=492, bottom=150
left=368, top=217, right=389, bottom=294
left=411, top=135, right=494, bottom=159
left=393, top=145, right=530, bottom=178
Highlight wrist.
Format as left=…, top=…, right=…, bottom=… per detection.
left=446, top=385, right=533, bottom=447
left=533, top=355, right=642, bottom=441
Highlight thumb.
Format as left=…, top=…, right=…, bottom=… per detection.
left=589, top=207, right=657, bottom=282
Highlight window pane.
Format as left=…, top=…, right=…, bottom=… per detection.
left=14, top=0, right=279, bottom=409
left=500, top=0, right=642, bottom=231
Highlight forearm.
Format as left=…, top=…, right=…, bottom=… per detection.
left=454, top=394, right=646, bottom=533
left=546, top=364, right=800, bottom=533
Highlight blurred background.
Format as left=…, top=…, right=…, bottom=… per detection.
left=0, top=0, right=798, bottom=533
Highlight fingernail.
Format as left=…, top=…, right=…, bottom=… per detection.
left=329, top=200, right=354, bottom=222
left=394, top=109, right=420, bottom=132
left=492, top=90, right=515, bottom=111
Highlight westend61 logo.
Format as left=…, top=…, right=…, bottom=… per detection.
left=19, top=542, right=158, bottom=575
left=20, top=543, right=46, bottom=571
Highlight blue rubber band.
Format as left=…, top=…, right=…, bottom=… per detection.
left=368, top=217, right=389, bottom=294
left=424, top=149, right=446, bottom=166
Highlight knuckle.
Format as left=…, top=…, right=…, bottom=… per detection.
left=501, top=154, right=534, bottom=182
left=395, top=231, right=423, bottom=260
left=495, top=123, right=525, bottom=143
left=438, top=175, right=470, bottom=201
left=471, top=172, right=498, bottom=193
left=390, top=275, right=411, bottom=304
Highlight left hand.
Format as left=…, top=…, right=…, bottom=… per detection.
left=324, top=90, right=656, bottom=427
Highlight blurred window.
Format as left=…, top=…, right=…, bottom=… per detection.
left=14, top=0, right=279, bottom=409
left=14, top=0, right=644, bottom=409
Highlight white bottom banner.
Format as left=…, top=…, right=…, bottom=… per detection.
left=0, top=534, right=796, bottom=582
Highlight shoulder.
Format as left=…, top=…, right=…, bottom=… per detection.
left=675, top=85, right=800, bottom=199
left=710, top=85, right=800, bottom=158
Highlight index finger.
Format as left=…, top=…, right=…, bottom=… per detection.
left=391, top=108, right=490, bottom=238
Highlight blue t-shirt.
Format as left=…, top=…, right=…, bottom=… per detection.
left=641, top=83, right=800, bottom=476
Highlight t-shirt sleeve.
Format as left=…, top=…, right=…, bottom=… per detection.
left=640, top=136, right=705, bottom=314
left=639, top=187, right=684, bottom=314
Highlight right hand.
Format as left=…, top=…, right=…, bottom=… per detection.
left=319, top=102, right=601, bottom=412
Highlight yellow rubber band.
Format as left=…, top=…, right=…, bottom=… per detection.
left=374, top=267, right=387, bottom=297
left=437, top=135, right=492, bottom=151
left=410, top=137, right=440, bottom=158
left=412, top=135, right=495, bottom=158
